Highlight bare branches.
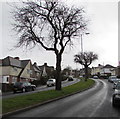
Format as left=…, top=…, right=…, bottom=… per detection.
left=12, top=0, right=88, bottom=54
left=12, top=0, right=89, bottom=90
left=74, top=52, right=98, bottom=67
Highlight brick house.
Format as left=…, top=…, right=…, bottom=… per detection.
left=0, top=56, right=36, bottom=92
left=0, top=56, right=23, bottom=84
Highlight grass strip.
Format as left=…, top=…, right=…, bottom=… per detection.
left=2, top=79, right=95, bottom=114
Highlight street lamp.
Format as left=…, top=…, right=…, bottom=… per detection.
left=80, top=32, right=90, bottom=72
left=80, top=32, right=90, bottom=53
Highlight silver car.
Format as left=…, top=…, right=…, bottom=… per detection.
left=112, top=81, right=120, bottom=106
left=108, top=76, right=117, bottom=83
left=46, top=79, right=56, bottom=87
left=113, top=79, right=120, bottom=89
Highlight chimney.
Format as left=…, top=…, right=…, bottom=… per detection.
left=14, top=57, right=20, bottom=60
left=44, top=63, right=47, bottom=66
left=34, top=62, right=37, bottom=65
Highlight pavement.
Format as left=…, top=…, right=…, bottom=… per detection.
left=2, top=78, right=79, bottom=99
left=2, top=80, right=68, bottom=96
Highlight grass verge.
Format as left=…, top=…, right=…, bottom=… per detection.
left=2, top=79, right=95, bottom=114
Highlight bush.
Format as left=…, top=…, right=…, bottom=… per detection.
left=39, top=76, right=48, bottom=85
left=61, top=75, right=68, bottom=81
left=31, top=80, right=42, bottom=87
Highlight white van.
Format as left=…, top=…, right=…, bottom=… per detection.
left=46, top=79, right=56, bottom=87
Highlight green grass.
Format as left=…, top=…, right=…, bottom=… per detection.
left=2, top=79, right=95, bottom=114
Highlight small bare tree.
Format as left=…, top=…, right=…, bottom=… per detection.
left=12, top=0, right=88, bottom=90
left=74, top=52, right=98, bottom=81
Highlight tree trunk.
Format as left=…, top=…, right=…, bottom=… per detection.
left=84, top=65, right=88, bottom=81
left=55, top=54, right=62, bottom=90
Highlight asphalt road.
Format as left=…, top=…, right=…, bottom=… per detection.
left=2, top=78, right=80, bottom=99
left=8, top=79, right=120, bottom=117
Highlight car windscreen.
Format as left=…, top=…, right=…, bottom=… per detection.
left=48, top=80, right=53, bottom=82
left=116, top=83, right=120, bottom=89
left=14, top=82, right=23, bottom=86
left=110, top=76, right=116, bottom=79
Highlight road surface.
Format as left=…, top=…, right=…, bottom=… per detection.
left=8, top=79, right=120, bottom=117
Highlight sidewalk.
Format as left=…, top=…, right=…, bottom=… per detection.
left=2, top=84, right=46, bottom=96
left=2, top=80, right=68, bottom=96
left=2, top=79, right=77, bottom=98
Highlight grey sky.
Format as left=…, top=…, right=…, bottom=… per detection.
left=0, top=0, right=119, bottom=69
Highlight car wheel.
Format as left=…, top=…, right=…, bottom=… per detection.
left=112, top=97, right=116, bottom=107
left=13, top=90, right=16, bottom=93
left=112, top=101, right=116, bottom=107
left=22, top=88, right=26, bottom=93
left=32, top=87, right=35, bottom=91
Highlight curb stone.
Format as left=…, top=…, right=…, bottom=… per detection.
left=2, top=81, right=96, bottom=118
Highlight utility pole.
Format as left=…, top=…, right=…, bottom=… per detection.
left=80, top=33, right=90, bottom=53
left=81, top=34, right=83, bottom=53
left=80, top=33, right=90, bottom=77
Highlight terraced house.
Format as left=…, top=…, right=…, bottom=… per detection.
left=0, top=56, right=36, bottom=92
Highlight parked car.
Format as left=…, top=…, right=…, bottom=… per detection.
left=112, top=81, right=120, bottom=106
left=46, top=79, right=56, bottom=87
left=113, top=79, right=120, bottom=89
left=67, top=76, right=74, bottom=81
left=13, top=82, right=36, bottom=93
left=108, top=76, right=117, bottom=83
left=79, top=76, right=83, bottom=78
left=93, top=76, right=99, bottom=79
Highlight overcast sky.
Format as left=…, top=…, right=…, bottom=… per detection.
left=0, top=0, right=119, bottom=69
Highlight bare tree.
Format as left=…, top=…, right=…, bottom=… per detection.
left=74, top=52, right=98, bottom=81
left=12, top=0, right=88, bottom=90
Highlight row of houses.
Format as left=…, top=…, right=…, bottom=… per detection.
left=80, top=64, right=120, bottom=78
left=63, top=64, right=120, bottom=79
left=1, top=56, right=120, bottom=91
left=0, top=56, right=54, bottom=92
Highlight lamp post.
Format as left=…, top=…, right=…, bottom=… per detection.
left=80, top=33, right=90, bottom=53
left=80, top=34, right=83, bottom=53
left=80, top=33, right=90, bottom=73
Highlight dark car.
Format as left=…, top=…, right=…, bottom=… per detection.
left=67, top=77, right=74, bottom=81
left=13, top=82, right=36, bottom=93
left=112, top=81, right=120, bottom=106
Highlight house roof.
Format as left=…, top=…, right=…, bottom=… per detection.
left=39, top=63, right=54, bottom=70
left=21, top=60, right=30, bottom=68
left=2, top=56, right=36, bottom=79
left=2, top=56, right=31, bottom=69
left=33, top=63, right=42, bottom=73
left=2, top=56, right=22, bottom=68
left=103, top=64, right=115, bottom=68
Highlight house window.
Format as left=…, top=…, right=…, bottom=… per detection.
left=2, top=76, right=9, bottom=83
left=37, top=72, right=40, bottom=77
left=27, top=69, right=33, bottom=74
left=6, top=77, right=9, bottom=82
left=13, top=67, right=18, bottom=72
left=12, top=77, right=17, bottom=83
